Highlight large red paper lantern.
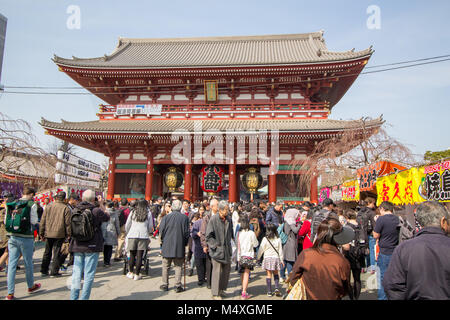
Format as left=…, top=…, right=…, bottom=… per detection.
left=200, top=165, right=224, bottom=194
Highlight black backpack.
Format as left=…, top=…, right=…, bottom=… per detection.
left=71, top=208, right=95, bottom=241
left=311, top=209, right=329, bottom=237
left=357, top=207, right=373, bottom=236
left=118, top=208, right=127, bottom=227
left=397, top=216, right=415, bottom=243
left=348, top=222, right=367, bottom=260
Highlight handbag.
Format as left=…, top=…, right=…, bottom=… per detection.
left=285, top=277, right=307, bottom=300
left=60, top=242, right=70, bottom=255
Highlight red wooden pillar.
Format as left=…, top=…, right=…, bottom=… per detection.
left=268, top=173, right=277, bottom=203
left=159, top=173, right=164, bottom=197
left=310, top=174, right=318, bottom=204
left=184, top=163, right=192, bottom=201
left=192, top=172, right=199, bottom=201
left=106, top=156, right=116, bottom=200
left=145, top=157, right=154, bottom=201
left=228, top=163, right=237, bottom=203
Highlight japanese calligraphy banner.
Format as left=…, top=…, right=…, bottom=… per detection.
left=342, top=180, right=360, bottom=202
left=319, top=187, right=331, bottom=203
left=357, top=161, right=407, bottom=192
left=423, top=160, right=450, bottom=202
left=376, top=167, right=427, bottom=206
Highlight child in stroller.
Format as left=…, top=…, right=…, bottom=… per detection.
left=122, top=237, right=151, bottom=277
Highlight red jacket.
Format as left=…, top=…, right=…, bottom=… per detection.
left=298, top=220, right=313, bottom=250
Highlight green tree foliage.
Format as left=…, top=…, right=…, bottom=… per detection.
left=424, top=149, right=450, bottom=162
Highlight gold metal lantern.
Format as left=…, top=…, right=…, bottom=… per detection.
left=242, top=167, right=263, bottom=201
left=164, top=167, right=183, bottom=192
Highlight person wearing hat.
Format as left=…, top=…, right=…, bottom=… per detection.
left=39, top=191, right=72, bottom=277
left=67, top=192, right=80, bottom=210
left=288, top=217, right=354, bottom=300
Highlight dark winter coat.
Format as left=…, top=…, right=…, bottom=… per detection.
left=382, top=227, right=450, bottom=300
left=69, top=201, right=110, bottom=253
left=191, top=219, right=206, bottom=259
left=205, top=213, right=233, bottom=264
left=265, top=207, right=283, bottom=227
left=159, top=210, right=190, bottom=259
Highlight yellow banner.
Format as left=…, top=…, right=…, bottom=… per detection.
left=376, top=167, right=428, bottom=206
left=342, top=180, right=360, bottom=202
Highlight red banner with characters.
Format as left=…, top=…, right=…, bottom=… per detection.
left=342, top=180, right=360, bottom=202
left=200, top=165, right=224, bottom=193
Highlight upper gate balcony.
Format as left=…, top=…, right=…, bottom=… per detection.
left=97, top=101, right=330, bottom=121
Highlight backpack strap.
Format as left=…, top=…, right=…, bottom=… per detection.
left=265, top=236, right=281, bottom=260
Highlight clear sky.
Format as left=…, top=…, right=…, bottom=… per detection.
left=0, top=0, right=449, bottom=166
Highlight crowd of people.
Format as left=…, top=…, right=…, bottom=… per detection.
left=0, top=187, right=449, bottom=300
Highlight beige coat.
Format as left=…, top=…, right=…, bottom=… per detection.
left=39, top=200, right=72, bottom=239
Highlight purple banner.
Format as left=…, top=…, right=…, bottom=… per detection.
left=0, top=181, right=23, bottom=198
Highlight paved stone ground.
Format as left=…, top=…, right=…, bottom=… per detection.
left=0, top=240, right=378, bottom=300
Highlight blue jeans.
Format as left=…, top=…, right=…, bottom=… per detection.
left=377, top=253, right=392, bottom=300
left=7, top=236, right=35, bottom=294
left=70, top=252, right=99, bottom=300
left=280, top=260, right=294, bottom=279
left=367, top=235, right=376, bottom=271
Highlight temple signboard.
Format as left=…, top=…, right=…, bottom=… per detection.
left=116, top=104, right=162, bottom=116
left=204, top=80, right=218, bottom=103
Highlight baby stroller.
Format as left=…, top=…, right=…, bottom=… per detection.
left=122, top=237, right=151, bottom=276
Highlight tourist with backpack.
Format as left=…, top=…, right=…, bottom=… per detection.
left=69, top=189, right=110, bottom=300
left=256, top=223, right=284, bottom=297
left=372, top=201, right=399, bottom=300
left=341, top=209, right=368, bottom=300
left=4, top=187, right=41, bottom=300
left=39, top=191, right=72, bottom=277
left=279, top=207, right=301, bottom=283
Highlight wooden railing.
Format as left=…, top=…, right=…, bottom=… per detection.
left=99, top=102, right=327, bottom=114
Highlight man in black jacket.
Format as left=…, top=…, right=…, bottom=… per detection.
left=265, top=201, right=284, bottom=227
left=159, top=199, right=190, bottom=293
left=383, top=201, right=450, bottom=300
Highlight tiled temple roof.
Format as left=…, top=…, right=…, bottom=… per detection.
left=53, top=31, right=373, bottom=69
left=40, top=117, right=384, bottom=134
